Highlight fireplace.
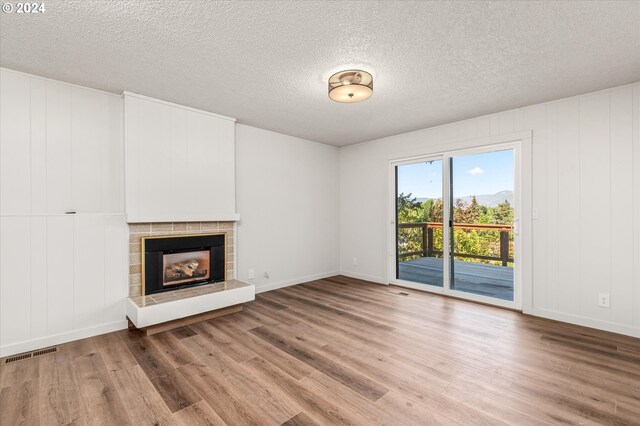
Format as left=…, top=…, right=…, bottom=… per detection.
left=142, top=233, right=225, bottom=295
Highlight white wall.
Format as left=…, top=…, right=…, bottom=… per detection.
left=235, top=125, right=340, bottom=292
left=340, top=83, right=640, bottom=338
left=0, top=69, right=128, bottom=356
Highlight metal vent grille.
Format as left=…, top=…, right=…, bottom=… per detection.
left=4, top=353, right=31, bottom=363
left=32, top=347, right=58, bottom=357
left=4, top=347, right=58, bottom=364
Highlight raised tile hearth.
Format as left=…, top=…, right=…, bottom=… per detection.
left=126, top=279, right=255, bottom=330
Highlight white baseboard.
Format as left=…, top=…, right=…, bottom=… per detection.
left=0, top=320, right=128, bottom=358
left=338, top=270, right=388, bottom=285
left=529, top=308, right=640, bottom=339
left=254, top=270, right=340, bottom=294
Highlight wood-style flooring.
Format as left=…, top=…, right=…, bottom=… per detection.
left=1, top=275, right=639, bottom=425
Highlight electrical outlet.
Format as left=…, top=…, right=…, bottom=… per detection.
left=532, top=209, right=539, bottom=219
left=353, top=257, right=358, bottom=266
left=248, top=269, right=254, bottom=279
left=598, top=293, right=610, bottom=308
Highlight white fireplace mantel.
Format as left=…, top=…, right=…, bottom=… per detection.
left=126, top=212, right=240, bottom=223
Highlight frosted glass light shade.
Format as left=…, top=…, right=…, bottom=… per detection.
left=328, top=70, right=373, bottom=103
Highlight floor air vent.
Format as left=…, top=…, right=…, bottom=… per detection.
left=32, top=347, right=58, bottom=357
left=4, top=353, right=31, bottom=363
left=4, top=347, right=58, bottom=364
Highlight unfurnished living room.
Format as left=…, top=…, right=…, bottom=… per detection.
left=1, top=1, right=639, bottom=425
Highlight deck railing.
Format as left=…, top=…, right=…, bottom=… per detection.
left=398, top=222, right=514, bottom=266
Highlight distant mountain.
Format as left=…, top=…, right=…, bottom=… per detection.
left=416, top=190, right=513, bottom=208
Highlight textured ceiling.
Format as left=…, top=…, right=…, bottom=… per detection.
left=1, top=1, right=639, bottom=146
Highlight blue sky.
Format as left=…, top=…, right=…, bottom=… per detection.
left=397, top=149, right=514, bottom=198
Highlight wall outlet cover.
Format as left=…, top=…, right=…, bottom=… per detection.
left=598, top=293, right=610, bottom=308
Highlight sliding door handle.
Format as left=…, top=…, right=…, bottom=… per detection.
left=513, top=219, right=520, bottom=236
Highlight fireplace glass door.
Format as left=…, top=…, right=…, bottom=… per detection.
left=163, top=250, right=211, bottom=287
left=143, top=233, right=225, bottom=295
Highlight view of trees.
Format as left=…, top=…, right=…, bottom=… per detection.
left=397, top=193, right=514, bottom=266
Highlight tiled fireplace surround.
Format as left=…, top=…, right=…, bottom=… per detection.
left=128, top=222, right=235, bottom=297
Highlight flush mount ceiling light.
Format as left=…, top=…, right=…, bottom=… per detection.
left=328, top=69, right=373, bottom=103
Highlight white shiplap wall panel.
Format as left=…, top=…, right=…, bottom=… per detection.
left=29, top=217, right=48, bottom=339
left=458, top=119, right=476, bottom=141
left=46, top=81, right=73, bottom=214
left=133, top=97, right=172, bottom=216
left=0, top=69, right=127, bottom=356
left=513, top=109, right=525, bottom=133
left=73, top=215, right=106, bottom=329
left=544, top=103, right=559, bottom=312
left=610, top=87, right=634, bottom=326
left=476, top=116, right=491, bottom=138
left=30, top=78, right=47, bottom=214
left=72, top=88, right=107, bottom=213
left=556, top=98, right=582, bottom=317
left=170, top=106, right=190, bottom=218
left=579, top=92, right=611, bottom=322
left=498, top=111, right=515, bottom=135
left=489, top=114, right=501, bottom=136
left=0, top=71, right=30, bottom=215
left=525, top=104, right=548, bottom=311
left=45, top=216, right=75, bottom=335
left=103, top=215, right=127, bottom=323
left=103, top=96, right=125, bottom=214
left=124, top=92, right=237, bottom=223
left=339, top=82, right=640, bottom=337
left=0, top=217, right=31, bottom=346
left=633, top=85, right=640, bottom=330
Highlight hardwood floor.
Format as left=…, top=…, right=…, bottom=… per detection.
left=2, top=275, right=639, bottom=425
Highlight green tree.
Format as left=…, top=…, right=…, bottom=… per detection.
left=454, top=196, right=480, bottom=223
left=492, top=200, right=514, bottom=224
left=396, top=193, right=423, bottom=223
left=430, top=199, right=443, bottom=223
left=396, top=193, right=424, bottom=257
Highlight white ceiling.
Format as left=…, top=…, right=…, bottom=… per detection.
left=1, top=1, right=639, bottom=146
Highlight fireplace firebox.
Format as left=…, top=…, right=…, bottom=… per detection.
left=142, top=233, right=225, bottom=295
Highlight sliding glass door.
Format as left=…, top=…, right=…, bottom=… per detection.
left=392, top=144, right=520, bottom=308
left=395, top=158, right=444, bottom=287
left=449, top=149, right=515, bottom=301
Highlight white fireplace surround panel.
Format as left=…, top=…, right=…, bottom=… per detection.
left=124, top=92, right=239, bottom=223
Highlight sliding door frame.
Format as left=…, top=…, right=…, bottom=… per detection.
left=387, top=131, right=532, bottom=311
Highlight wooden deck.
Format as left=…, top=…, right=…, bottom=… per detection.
left=2, top=275, right=639, bottom=425
left=398, top=256, right=514, bottom=301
